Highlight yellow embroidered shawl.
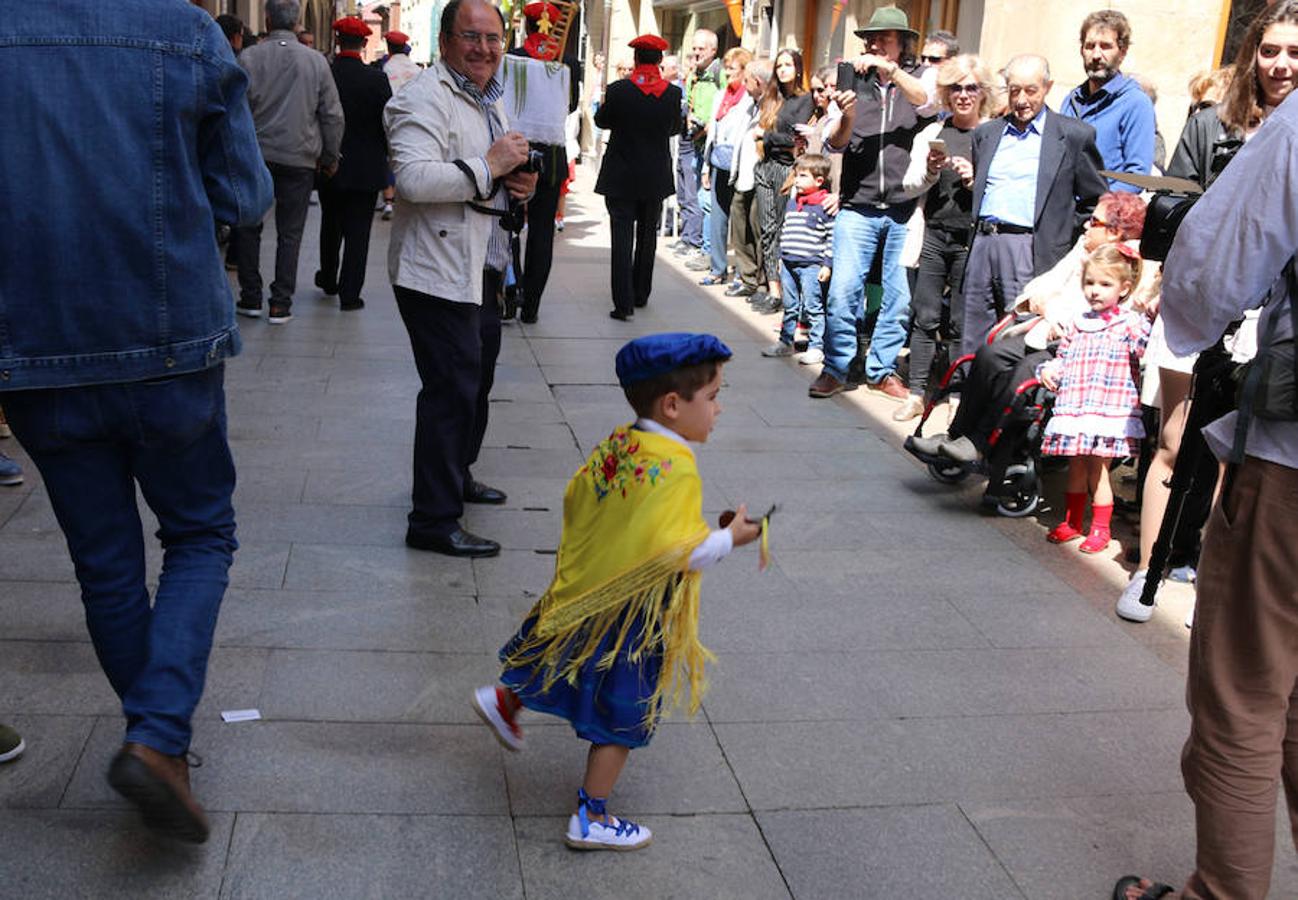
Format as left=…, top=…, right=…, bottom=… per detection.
left=503, top=423, right=713, bottom=728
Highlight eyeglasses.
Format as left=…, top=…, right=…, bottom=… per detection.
left=1087, top=215, right=1111, bottom=228
left=947, top=83, right=981, bottom=94
left=922, top=54, right=945, bottom=63
left=454, top=31, right=503, bottom=48
left=812, top=86, right=827, bottom=93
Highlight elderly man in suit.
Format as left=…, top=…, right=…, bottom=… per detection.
left=595, top=34, right=683, bottom=320
left=962, top=53, right=1107, bottom=354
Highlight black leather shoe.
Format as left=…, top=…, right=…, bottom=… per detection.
left=314, top=271, right=338, bottom=296
left=465, top=479, right=507, bottom=504
left=633, top=298, right=648, bottom=308
left=405, top=527, right=501, bottom=558
left=724, top=283, right=756, bottom=298
left=340, top=298, right=364, bottom=311
left=610, top=309, right=633, bottom=321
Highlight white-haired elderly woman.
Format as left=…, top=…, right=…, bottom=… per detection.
left=894, top=55, right=997, bottom=421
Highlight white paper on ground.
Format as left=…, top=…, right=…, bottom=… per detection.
left=220, top=709, right=262, bottom=723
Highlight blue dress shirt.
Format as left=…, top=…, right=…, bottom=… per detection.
left=980, top=107, right=1046, bottom=228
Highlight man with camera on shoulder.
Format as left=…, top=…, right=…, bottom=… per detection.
left=1116, top=83, right=1298, bottom=900
left=384, top=0, right=537, bottom=559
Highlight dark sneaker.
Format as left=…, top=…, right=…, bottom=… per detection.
left=267, top=305, right=293, bottom=325
left=235, top=299, right=263, bottom=318
left=0, top=723, right=24, bottom=763
left=0, top=452, right=22, bottom=486
left=314, top=271, right=338, bottom=296
left=340, top=298, right=365, bottom=311
left=107, top=743, right=210, bottom=843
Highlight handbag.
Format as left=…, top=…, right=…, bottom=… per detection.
left=1230, top=259, right=1298, bottom=459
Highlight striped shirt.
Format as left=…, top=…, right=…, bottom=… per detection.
left=446, top=65, right=510, bottom=274
left=779, top=195, right=834, bottom=267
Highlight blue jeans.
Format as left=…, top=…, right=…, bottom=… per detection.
left=708, top=169, right=733, bottom=278
left=822, top=206, right=912, bottom=382
left=779, top=261, right=827, bottom=348
left=676, top=139, right=702, bottom=248
left=2, top=367, right=237, bottom=755
left=698, top=154, right=712, bottom=255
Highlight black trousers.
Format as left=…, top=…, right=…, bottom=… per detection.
left=318, top=185, right=379, bottom=305
left=949, top=332, right=1049, bottom=448
left=908, top=226, right=970, bottom=394
left=395, top=271, right=502, bottom=539
left=232, top=162, right=315, bottom=309
left=522, top=174, right=562, bottom=320
left=606, top=196, right=663, bottom=314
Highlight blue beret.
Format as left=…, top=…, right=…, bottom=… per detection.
left=615, top=333, right=733, bottom=387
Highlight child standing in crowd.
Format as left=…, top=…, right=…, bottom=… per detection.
left=1038, top=244, right=1156, bottom=553
left=762, top=153, right=833, bottom=364
left=473, top=333, right=761, bottom=851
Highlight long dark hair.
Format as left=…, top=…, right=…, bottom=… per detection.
left=1220, top=0, right=1298, bottom=133
left=759, top=49, right=806, bottom=130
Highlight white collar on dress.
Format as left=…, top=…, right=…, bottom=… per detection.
left=633, top=417, right=690, bottom=448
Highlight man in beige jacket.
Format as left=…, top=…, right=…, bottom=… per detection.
left=384, top=0, right=536, bottom=558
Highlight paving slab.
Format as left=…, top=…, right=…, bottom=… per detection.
left=220, top=813, right=524, bottom=900
left=0, top=714, right=96, bottom=809
left=0, top=809, right=233, bottom=899
left=759, top=804, right=1023, bottom=900
left=515, top=813, right=790, bottom=900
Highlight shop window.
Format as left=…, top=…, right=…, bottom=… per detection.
left=1219, top=0, right=1269, bottom=65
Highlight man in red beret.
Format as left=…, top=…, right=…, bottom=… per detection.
left=503, top=0, right=581, bottom=323
left=595, top=34, right=681, bottom=319
left=313, top=18, right=392, bottom=311
left=376, top=29, right=418, bottom=219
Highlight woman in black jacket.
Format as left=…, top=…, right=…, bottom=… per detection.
left=751, top=49, right=815, bottom=313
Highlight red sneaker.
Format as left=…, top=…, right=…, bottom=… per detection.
left=1079, top=528, right=1111, bottom=554
left=473, top=685, right=524, bottom=751
left=1046, top=522, right=1084, bottom=544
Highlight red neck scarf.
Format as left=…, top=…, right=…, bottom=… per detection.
left=794, top=187, right=829, bottom=210
left=522, top=32, right=557, bottom=61
left=336, top=50, right=363, bottom=60
left=715, top=79, right=745, bottom=120
left=630, top=63, right=667, bottom=97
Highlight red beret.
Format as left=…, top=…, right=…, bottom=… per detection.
left=332, top=17, right=371, bottom=38
left=523, top=2, right=561, bottom=21
left=627, top=34, right=668, bottom=52
left=383, top=30, right=409, bottom=45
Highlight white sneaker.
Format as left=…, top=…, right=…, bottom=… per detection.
left=565, top=809, right=652, bottom=851
left=797, top=348, right=824, bottom=366
left=381, top=202, right=393, bottom=221
left=472, top=685, right=524, bottom=751
left=1116, top=569, right=1154, bottom=623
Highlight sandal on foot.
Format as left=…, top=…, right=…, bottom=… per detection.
left=1046, top=522, right=1083, bottom=544
left=565, top=789, right=652, bottom=851
left=472, top=685, right=524, bottom=751
left=1112, top=875, right=1174, bottom=900
left=1079, top=527, right=1111, bottom=554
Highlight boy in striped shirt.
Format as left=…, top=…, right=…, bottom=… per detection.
left=761, top=154, right=834, bottom=364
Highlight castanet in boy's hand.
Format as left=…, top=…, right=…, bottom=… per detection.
left=718, top=503, right=779, bottom=528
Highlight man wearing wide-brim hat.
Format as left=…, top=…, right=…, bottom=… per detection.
left=809, top=5, right=937, bottom=401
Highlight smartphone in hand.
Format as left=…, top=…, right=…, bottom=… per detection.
left=928, top=139, right=948, bottom=154
left=836, top=61, right=858, bottom=94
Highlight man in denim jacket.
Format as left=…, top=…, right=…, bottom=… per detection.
left=0, top=0, right=273, bottom=843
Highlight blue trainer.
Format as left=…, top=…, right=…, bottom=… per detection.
left=0, top=451, right=22, bottom=486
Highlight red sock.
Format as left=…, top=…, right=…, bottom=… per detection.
left=1080, top=504, right=1113, bottom=553
left=1047, top=492, right=1089, bottom=543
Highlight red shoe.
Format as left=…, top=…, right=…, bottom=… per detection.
left=1046, top=522, right=1084, bottom=544
left=1079, top=528, right=1111, bottom=554
left=473, top=685, right=524, bottom=751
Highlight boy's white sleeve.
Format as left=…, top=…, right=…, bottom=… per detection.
left=688, top=528, right=734, bottom=571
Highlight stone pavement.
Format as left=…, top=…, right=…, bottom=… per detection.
left=2, top=171, right=1295, bottom=899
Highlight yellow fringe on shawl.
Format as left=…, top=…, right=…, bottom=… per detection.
left=502, top=424, right=715, bottom=731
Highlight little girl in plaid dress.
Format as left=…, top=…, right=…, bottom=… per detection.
left=1038, top=244, right=1157, bottom=553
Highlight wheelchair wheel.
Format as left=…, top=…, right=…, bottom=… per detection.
left=994, top=463, right=1040, bottom=517
left=927, top=459, right=969, bottom=484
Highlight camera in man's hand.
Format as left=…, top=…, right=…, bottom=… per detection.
left=517, top=149, right=546, bottom=177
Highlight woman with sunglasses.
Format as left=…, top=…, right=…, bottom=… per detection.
left=893, top=55, right=994, bottom=421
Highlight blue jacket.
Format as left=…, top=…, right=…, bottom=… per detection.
left=1060, top=74, right=1155, bottom=193
left=0, top=0, right=273, bottom=391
